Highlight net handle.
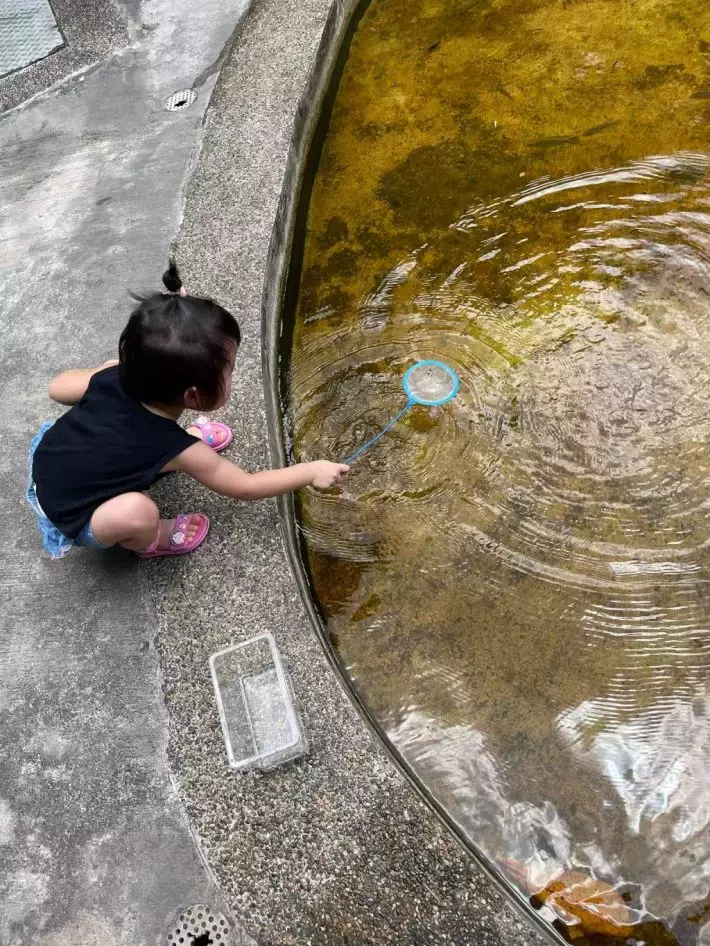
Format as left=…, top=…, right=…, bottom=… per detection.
left=343, top=399, right=414, bottom=465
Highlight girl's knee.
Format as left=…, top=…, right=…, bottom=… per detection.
left=119, top=492, right=159, bottom=531
left=91, top=492, right=159, bottom=548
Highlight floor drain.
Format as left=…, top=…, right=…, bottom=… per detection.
left=164, top=88, right=197, bottom=111
left=167, top=904, right=233, bottom=946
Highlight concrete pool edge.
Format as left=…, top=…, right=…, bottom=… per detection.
left=260, top=2, right=564, bottom=944
left=156, top=0, right=554, bottom=937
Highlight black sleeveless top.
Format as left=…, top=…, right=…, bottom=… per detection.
left=33, top=366, right=198, bottom=538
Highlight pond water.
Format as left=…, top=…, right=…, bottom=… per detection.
left=285, top=1, right=710, bottom=942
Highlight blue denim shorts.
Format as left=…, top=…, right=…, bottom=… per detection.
left=26, top=423, right=111, bottom=559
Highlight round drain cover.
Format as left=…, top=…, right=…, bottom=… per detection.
left=167, top=904, right=233, bottom=946
left=164, top=88, right=197, bottom=111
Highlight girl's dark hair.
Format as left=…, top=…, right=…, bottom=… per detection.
left=119, top=260, right=241, bottom=407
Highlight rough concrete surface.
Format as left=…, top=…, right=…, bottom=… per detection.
left=0, top=0, right=130, bottom=113
left=152, top=0, right=549, bottom=944
left=0, top=1, right=254, bottom=944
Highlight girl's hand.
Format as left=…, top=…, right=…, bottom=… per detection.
left=309, top=460, right=349, bottom=489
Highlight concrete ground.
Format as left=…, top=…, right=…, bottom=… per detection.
left=0, top=1, right=253, bottom=945
left=0, top=0, right=129, bottom=113
left=1, top=0, right=549, bottom=944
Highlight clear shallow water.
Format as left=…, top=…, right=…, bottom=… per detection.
left=286, top=1, right=710, bottom=942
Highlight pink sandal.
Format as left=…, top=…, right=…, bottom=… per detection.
left=135, top=513, right=210, bottom=559
left=193, top=420, right=232, bottom=452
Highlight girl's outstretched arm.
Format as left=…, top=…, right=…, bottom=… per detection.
left=166, top=441, right=348, bottom=500
left=48, top=360, right=119, bottom=405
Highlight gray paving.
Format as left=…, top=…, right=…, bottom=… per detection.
left=0, top=1, right=252, bottom=945
left=0, top=0, right=63, bottom=78
left=151, top=0, right=550, bottom=943
left=0, top=0, right=129, bottom=113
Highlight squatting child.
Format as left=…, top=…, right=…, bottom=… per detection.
left=27, top=261, right=348, bottom=559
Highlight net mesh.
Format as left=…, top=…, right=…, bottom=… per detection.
left=404, top=362, right=457, bottom=404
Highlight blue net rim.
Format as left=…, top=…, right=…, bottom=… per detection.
left=402, top=360, right=460, bottom=406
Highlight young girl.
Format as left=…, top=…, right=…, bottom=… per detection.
left=27, top=261, right=348, bottom=559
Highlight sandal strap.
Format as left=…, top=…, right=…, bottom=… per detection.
left=170, top=513, right=191, bottom=547
left=141, top=533, right=161, bottom=554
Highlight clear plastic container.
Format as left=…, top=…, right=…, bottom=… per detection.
left=209, top=633, right=307, bottom=771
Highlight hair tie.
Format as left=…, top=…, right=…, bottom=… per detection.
left=163, top=287, right=187, bottom=297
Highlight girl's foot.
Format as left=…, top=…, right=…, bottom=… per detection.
left=135, top=513, right=210, bottom=558
left=155, top=516, right=202, bottom=548
left=187, top=420, right=232, bottom=452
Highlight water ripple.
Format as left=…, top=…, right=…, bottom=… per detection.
left=292, top=149, right=710, bottom=942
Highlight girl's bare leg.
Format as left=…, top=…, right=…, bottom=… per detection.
left=89, top=492, right=202, bottom=551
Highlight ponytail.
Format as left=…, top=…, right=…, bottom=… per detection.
left=162, top=259, right=185, bottom=296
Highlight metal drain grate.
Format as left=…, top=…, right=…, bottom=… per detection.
left=167, top=904, right=233, bottom=946
left=0, top=0, right=64, bottom=78
left=164, top=88, right=197, bottom=111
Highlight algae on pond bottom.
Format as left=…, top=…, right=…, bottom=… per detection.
left=287, top=0, right=710, bottom=942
